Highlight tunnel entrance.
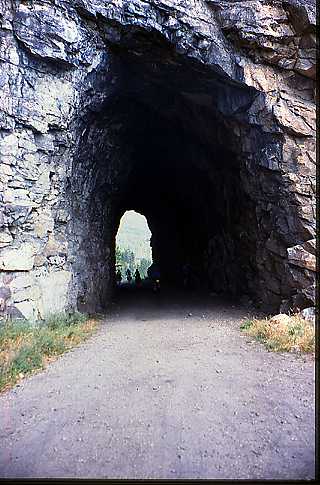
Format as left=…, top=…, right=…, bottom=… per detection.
left=69, top=30, right=312, bottom=314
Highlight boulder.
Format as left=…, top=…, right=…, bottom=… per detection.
left=270, top=314, right=292, bottom=326
left=287, top=244, right=316, bottom=271
left=0, top=243, right=36, bottom=271
left=38, top=271, right=72, bottom=317
left=8, top=275, right=41, bottom=304
left=300, top=306, right=315, bottom=325
left=0, top=231, right=13, bottom=248
left=13, top=300, right=38, bottom=321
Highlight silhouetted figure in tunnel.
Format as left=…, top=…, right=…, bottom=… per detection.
left=126, top=268, right=132, bottom=283
left=135, top=269, right=142, bottom=287
left=116, top=269, right=122, bottom=285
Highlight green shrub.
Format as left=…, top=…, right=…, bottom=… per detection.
left=44, top=311, right=88, bottom=330
left=0, top=311, right=96, bottom=392
left=36, top=332, right=66, bottom=355
left=240, top=315, right=314, bottom=353
left=0, top=320, right=33, bottom=346
left=240, top=319, right=253, bottom=331
left=11, top=345, right=43, bottom=376
left=66, top=311, right=87, bottom=326
left=288, top=322, right=304, bottom=339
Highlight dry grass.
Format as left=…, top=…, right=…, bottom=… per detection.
left=240, top=314, right=315, bottom=353
left=0, top=313, right=100, bottom=392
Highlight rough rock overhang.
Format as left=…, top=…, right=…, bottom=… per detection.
left=0, top=0, right=316, bottom=319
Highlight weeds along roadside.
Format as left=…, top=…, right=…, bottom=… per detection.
left=240, top=314, right=315, bottom=354
left=0, top=312, right=100, bottom=393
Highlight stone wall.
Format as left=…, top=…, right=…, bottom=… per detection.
left=0, top=0, right=316, bottom=319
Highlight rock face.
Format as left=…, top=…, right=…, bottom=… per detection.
left=0, top=0, right=316, bottom=318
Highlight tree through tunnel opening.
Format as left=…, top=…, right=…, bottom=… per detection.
left=115, top=210, right=153, bottom=284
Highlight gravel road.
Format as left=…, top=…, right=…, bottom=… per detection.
left=0, top=290, right=315, bottom=479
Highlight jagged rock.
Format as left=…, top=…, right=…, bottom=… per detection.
left=294, top=51, right=316, bottom=78
left=284, top=0, right=316, bottom=34
left=0, top=243, right=36, bottom=271
left=38, top=271, right=72, bottom=317
left=300, top=306, right=315, bottom=325
left=43, top=234, right=67, bottom=257
left=33, top=210, right=55, bottom=238
left=0, top=0, right=316, bottom=316
left=13, top=300, right=38, bottom=321
left=302, top=238, right=316, bottom=255
left=13, top=4, right=81, bottom=67
left=0, top=133, right=19, bottom=160
left=300, top=284, right=315, bottom=304
left=3, top=204, right=33, bottom=227
left=279, top=299, right=291, bottom=314
left=8, top=274, right=41, bottom=304
left=0, top=231, right=13, bottom=247
left=287, top=244, right=316, bottom=271
left=9, top=274, right=33, bottom=292
left=34, top=255, right=47, bottom=267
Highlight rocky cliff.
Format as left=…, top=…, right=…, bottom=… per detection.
left=0, top=0, right=316, bottom=318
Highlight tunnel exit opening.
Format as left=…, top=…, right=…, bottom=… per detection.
left=70, top=29, right=301, bottom=314
left=115, top=210, right=153, bottom=285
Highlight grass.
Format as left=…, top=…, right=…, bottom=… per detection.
left=240, top=314, right=315, bottom=353
left=0, top=312, right=99, bottom=392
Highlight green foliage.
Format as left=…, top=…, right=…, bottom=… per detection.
left=116, top=247, right=136, bottom=273
left=116, top=246, right=151, bottom=279
left=36, top=332, right=66, bottom=355
left=240, top=315, right=314, bottom=353
left=44, top=311, right=87, bottom=330
left=240, top=319, right=253, bottom=331
left=136, top=257, right=152, bottom=279
left=0, top=320, right=33, bottom=343
left=288, top=322, right=304, bottom=339
left=0, top=311, right=96, bottom=392
left=10, top=345, right=43, bottom=376
left=0, top=370, right=7, bottom=391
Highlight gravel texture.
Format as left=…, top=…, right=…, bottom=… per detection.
left=0, top=290, right=315, bottom=479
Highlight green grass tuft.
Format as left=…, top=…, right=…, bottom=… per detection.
left=240, top=319, right=253, bottom=331
left=240, top=314, right=314, bottom=353
left=11, top=345, right=43, bottom=376
left=0, top=311, right=98, bottom=392
left=44, top=311, right=88, bottom=330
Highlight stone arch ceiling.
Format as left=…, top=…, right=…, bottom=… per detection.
left=0, top=0, right=316, bottom=319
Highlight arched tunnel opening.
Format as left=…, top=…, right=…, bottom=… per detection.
left=69, top=30, right=305, bottom=314
left=115, top=210, right=153, bottom=282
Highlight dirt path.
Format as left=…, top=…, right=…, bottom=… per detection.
left=0, top=290, right=315, bottom=479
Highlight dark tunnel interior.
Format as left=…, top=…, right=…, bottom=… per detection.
left=116, top=100, right=243, bottom=291
left=71, top=31, right=275, bottom=312
left=111, top=44, right=256, bottom=295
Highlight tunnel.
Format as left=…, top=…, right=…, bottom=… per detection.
left=68, top=30, right=303, bottom=314
left=118, top=105, right=244, bottom=293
